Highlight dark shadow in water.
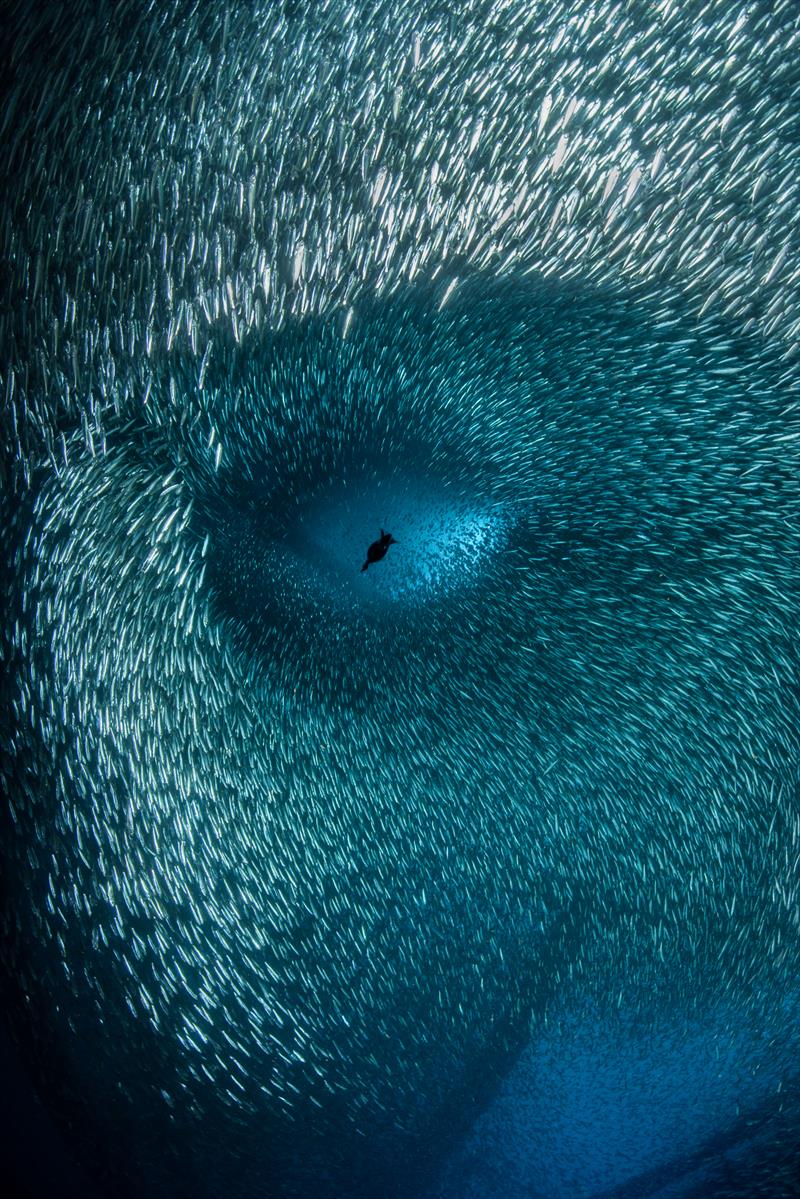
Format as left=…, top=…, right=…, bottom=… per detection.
left=587, top=1076, right=800, bottom=1199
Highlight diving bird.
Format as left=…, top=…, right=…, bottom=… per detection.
left=361, top=529, right=397, bottom=572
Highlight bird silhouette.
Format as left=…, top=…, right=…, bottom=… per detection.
left=361, top=529, right=397, bottom=572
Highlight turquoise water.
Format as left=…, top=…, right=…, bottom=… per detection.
left=2, top=2, right=800, bottom=1197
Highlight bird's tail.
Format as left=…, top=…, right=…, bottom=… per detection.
left=361, top=561, right=369, bottom=572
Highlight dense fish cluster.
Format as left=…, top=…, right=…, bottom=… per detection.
left=2, top=1, right=800, bottom=1197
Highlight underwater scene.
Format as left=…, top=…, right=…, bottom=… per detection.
left=1, top=2, right=799, bottom=1197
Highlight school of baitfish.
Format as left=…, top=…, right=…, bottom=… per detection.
left=2, top=1, right=800, bottom=1196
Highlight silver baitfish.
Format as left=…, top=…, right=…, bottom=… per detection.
left=2, top=2, right=800, bottom=1197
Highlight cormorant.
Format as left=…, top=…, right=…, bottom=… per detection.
left=361, top=529, right=397, bottom=572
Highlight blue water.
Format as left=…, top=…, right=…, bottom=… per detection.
left=432, top=992, right=800, bottom=1198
